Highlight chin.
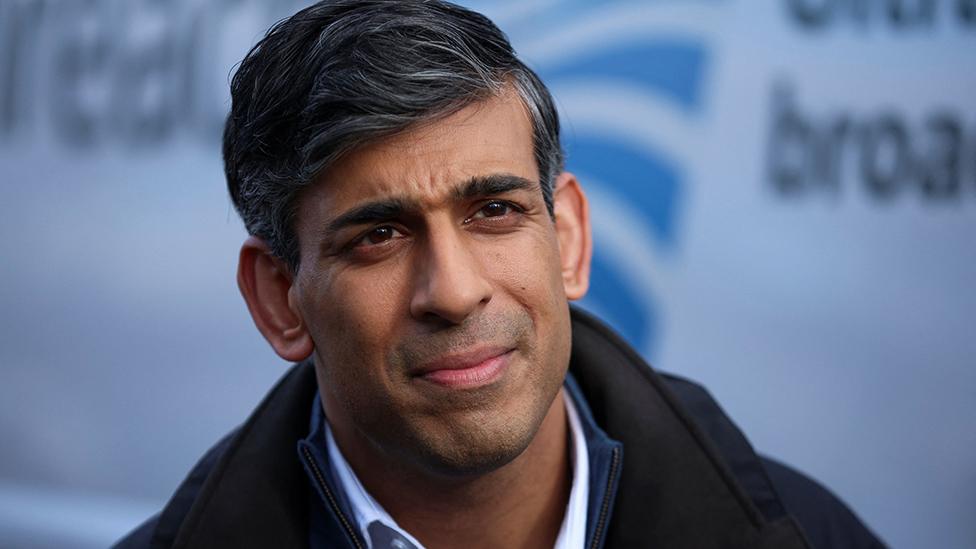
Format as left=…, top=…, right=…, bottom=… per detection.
left=417, top=434, right=532, bottom=479
left=404, top=407, right=540, bottom=478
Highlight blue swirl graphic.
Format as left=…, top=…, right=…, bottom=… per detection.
left=541, top=39, right=708, bottom=356
left=544, top=41, right=707, bottom=112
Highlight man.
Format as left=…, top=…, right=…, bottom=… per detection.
left=116, top=1, right=885, bottom=548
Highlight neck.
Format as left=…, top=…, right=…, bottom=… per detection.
left=333, top=389, right=571, bottom=549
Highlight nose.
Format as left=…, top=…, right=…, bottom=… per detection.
left=409, top=226, right=492, bottom=325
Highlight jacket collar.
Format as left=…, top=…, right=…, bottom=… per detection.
left=568, top=307, right=810, bottom=548
left=563, top=373, right=623, bottom=549
left=165, top=307, right=809, bottom=548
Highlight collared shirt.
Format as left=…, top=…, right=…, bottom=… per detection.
left=321, top=390, right=590, bottom=549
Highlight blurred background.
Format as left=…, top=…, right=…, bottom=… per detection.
left=1, top=0, right=974, bottom=547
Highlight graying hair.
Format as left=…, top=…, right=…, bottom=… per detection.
left=223, top=0, right=564, bottom=271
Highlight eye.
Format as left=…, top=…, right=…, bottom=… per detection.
left=357, top=225, right=402, bottom=246
left=468, top=200, right=520, bottom=221
left=479, top=201, right=511, bottom=217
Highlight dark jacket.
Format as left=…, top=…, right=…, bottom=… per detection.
left=116, top=308, right=885, bottom=548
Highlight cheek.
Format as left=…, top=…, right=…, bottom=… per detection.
left=302, top=266, right=407, bottom=369
left=486, top=234, right=572, bottom=395
left=305, top=268, right=410, bottom=420
left=486, top=233, right=566, bottom=317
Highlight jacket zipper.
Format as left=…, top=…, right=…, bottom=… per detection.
left=301, top=446, right=365, bottom=549
left=589, top=446, right=621, bottom=549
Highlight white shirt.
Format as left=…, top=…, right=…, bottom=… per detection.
left=324, top=391, right=590, bottom=549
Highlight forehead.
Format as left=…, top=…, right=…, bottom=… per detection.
left=300, top=89, right=539, bottom=216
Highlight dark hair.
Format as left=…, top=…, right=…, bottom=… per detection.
left=223, top=0, right=563, bottom=271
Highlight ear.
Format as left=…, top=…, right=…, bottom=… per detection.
left=237, top=236, right=313, bottom=362
left=552, top=172, right=592, bottom=300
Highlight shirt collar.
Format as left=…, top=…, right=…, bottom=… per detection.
left=554, top=386, right=590, bottom=549
left=322, top=408, right=426, bottom=549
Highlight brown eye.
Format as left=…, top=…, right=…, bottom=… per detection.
left=479, top=201, right=510, bottom=217
left=464, top=200, right=524, bottom=226
left=363, top=226, right=396, bottom=245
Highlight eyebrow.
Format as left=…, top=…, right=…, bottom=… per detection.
left=453, top=173, right=537, bottom=201
left=325, top=198, right=414, bottom=235
left=322, top=173, right=539, bottom=237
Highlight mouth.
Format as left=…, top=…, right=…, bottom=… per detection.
left=411, top=347, right=514, bottom=389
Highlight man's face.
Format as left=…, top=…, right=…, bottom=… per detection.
left=289, top=89, right=578, bottom=476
